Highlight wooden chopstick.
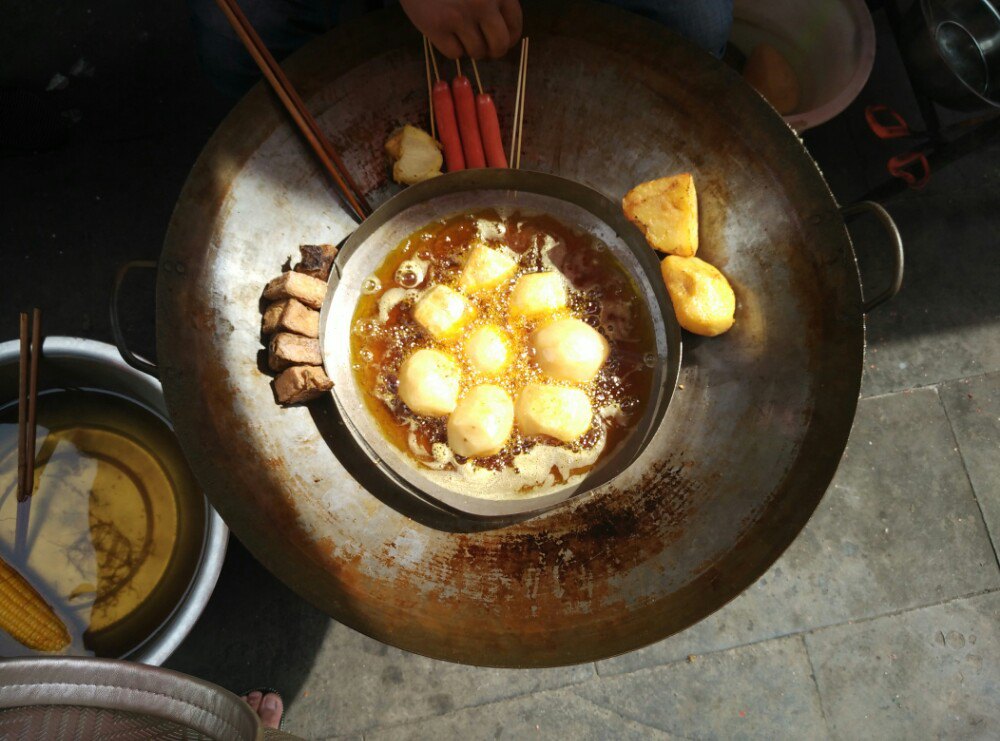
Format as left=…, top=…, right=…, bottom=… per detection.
left=212, top=0, right=371, bottom=222
left=16, top=313, right=28, bottom=503
left=15, top=309, right=40, bottom=560
left=423, top=36, right=436, bottom=139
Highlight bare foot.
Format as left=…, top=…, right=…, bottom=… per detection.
left=241, top=690, right=284, bottom=729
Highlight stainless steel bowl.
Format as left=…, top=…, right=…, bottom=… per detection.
left=320, top=170, right=682, bottom=519
left=903, top=0, right=1000, bottom=109
left=0, top=337, right=228, bottom=665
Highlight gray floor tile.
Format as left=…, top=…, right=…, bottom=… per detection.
left=363, top=688, right=668, bottom=741
left=858, top=195, right=1000, bottom=397
left=281, top=622, right=594, bottom=738
left=579, top=636, right=828, bottom=740
left=598, top=389, right=1000, bottom=675
left=940, top=372, right=1000, bottom=559
left=806, top=591, right=1000, bottom=741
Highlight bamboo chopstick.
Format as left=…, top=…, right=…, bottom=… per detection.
left=212, top=0, right=371, bottom=222
left=15, top=309, right=40, bottom=559
left=510, top=38, right=529, bottom=170
left=16, top=313, right=28, bottom=503
left=25, top=309, right=40, bottom=495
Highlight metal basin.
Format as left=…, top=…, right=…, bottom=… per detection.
left=0, top=337, right=228, bottom=665
left=321, top=170, right=681, bottom=518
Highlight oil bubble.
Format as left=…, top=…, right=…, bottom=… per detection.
left=362, top=276, right=381, bottom=294
left=643, top=352, right=657, bottom=368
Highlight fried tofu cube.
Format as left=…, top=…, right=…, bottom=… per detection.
left=623, top=173, right=699, bottom=257
left=261, top=298, right=320, bottom=338
left=274, top=365, right=333, bottom=405
left=463, top=325, right=511, bottom=376
left=263, top=271, right=328, bottom=309
left=661, top=255, right=736, bottom=336
left=294, top=243, right=339, bottom=281
left=397, top=348, right=462, bottom=417
left=530, top=317, right=609, bottom=383
left=515, top=383, right=592, bottom=443
left=508, top=272, right=567, bottom=319
left=412, top=284, right=475, bottom=342
left=447, top=384, right=515, bottom=458
left=458, top=244, right=518, bottom=294
left=268, top=332, right=322, bottom=371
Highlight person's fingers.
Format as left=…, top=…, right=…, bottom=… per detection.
left=479, top=9, right=512, bottom=58
left=244, top=691, right=262, bottom=712
left=258, top=693, right=284, bottom=730
left=433, top=33, right=465, bottom=60
left=456, top=22, right=489, bottom=60
left=499, top=0, right=523, bottom=45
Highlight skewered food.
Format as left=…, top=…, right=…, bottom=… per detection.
left=530, top=318, right=610, bottom=383
left=515, top=383, right=593, bottom=443
left=385, top=125, right=444, bottom=185
left=274, top=365, right=333, bottom=405
left=447, top=384, right=514, bottom=457
left=476, top=92, right=507, bottom=167
left=661, top=255, right=736, bottom=336
left=452, top=72, right=486, bottom=168
left=432, top=80, right=465, bottom=171
left=263, top=271, right=327, bottom=309
left=397, top=348, right=462, bottom=417
left=261, top=297, right=320, bottom=338
left=623, top=174, right=699, bottom=257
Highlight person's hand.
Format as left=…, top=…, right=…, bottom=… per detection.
left=400, top=0, right=522, bottom=59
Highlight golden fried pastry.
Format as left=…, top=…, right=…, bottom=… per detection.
left=623, top=173, right=699, bottom=257
left=386, top=125, right=443, bottom=185
left=661, top=255, right=736, bottom=336
left=463, top=325, right=511, bottom=376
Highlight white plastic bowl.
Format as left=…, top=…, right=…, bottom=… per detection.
left=731, top=0, right=876, bottom=131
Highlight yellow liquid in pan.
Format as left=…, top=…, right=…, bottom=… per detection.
left=0, top=389, right=205, bottom=658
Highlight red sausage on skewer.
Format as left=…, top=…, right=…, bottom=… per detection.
left=476, top=93, right=508, bottom=168
left=452, top=75, right=486, bottom=168
left=432, top=80, right=465, bottom=172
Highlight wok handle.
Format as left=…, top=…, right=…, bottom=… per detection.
left=842, top=201, right=905, bottom=313
left=110, top=260, right=159, bottom=378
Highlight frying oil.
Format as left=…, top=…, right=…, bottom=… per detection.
left=351, top=209, right=656, bottom=498
left=0, top=389, right=205, bottom=658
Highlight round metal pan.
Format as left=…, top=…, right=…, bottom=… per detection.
left=154, top=1, right=903, bottom=666
left=320, top=170, right=681, bottom=519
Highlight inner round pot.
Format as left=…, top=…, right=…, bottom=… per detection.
left=320, top=170, right=681, bottom=518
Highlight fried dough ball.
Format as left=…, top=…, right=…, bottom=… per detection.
left=509, top=272, right=567, bottom=319
left=413, top=284, right=475, bottom=342
left=623, top=173, right=699, bottom=257
left=515, top=383, right=592, bottom=443
left=447, top=384, right=515, bottom=457
left=397, top=348, right=461, bottom=417
left=661, top=255, right=736, bottom=337
left=459, top=244, right=518, bottom=294
left=530, top=318, right=609, bottom=383
left=463, top=325, right=511, bottom=376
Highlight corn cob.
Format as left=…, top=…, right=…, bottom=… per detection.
left=0, top=555, right=71, bottom=652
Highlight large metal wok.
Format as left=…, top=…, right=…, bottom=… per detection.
left=151, top=2, right=903, bottom=666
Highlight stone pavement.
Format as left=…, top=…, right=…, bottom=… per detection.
left=3, top=2, right=999, bottom=739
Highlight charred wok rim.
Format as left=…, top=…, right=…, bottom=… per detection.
left=157, top=0, right=866, bottom=666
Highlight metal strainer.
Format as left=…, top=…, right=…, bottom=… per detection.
left=0, top=658, right=300, bottom=740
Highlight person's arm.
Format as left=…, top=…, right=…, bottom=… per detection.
left=400, top=0, right=522, bottom=59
